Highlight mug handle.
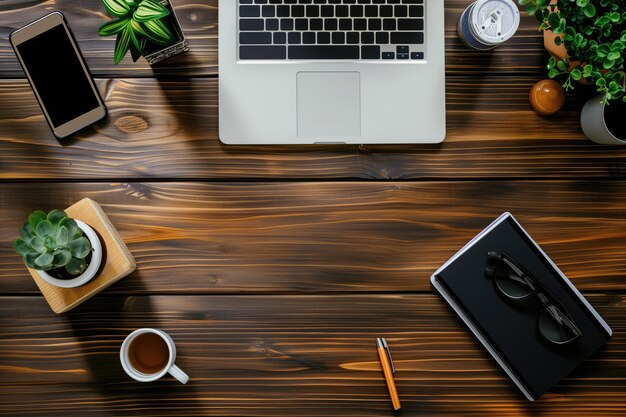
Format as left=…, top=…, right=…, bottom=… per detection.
left=168, top=364, right=189, bottom=384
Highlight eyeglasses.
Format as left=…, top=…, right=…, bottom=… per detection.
left=485, top=251, right=582, bottom=345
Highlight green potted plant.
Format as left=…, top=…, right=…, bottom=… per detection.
left=98, top=0, right=188, bottom=65
left=13, top=210, right=103, bottom=289
left=520, top=0, right=625, bottom=144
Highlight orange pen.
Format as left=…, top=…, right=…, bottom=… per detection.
left=376, top=337, right=401, bottom=413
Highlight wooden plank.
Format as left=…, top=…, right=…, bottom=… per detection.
left=2, top=181, right=626, bottom=294
left=2, top=77, right=625, bottom=181
left=0, top=1, right=548, bottom=78
left=0, top=294, right=623, bottom=416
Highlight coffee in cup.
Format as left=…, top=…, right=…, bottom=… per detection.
left=120, top=328, right=189, bottom=384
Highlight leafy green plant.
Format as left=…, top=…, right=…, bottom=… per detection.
left=99, top=0, right=175, bottom=64
left=520, top=0, right=626, bottom=103
left=13, top=210, right=92, bottom=276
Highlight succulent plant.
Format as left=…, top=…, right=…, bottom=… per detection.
left=13, top=210, right=92, bottom=276
left=98, top=0, right=176, bottom=64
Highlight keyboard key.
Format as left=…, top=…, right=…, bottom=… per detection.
left=368, top=19, right=381, bottom=31
left=240, top=32, right=272, bottom=44
left=408, top=5, right=424, bottom=17
left=383, top=18, right=396, bottom=30
left=288, top=32, right=302, bottom=44
left=274, top=31, right=286, bottom=44
left=390, top=31, right=423, bottom=44
left=310, top=18, right=323, bottom=30
left=240, top=45, right=286, bottom=59
left=321, top=5, right=334, bottom=16
left=240, top=19, right=264, bottom=31
left=361, top=32, right=374, bottom=44
left=306, top=5, right=320, bottom=17
left=382, top=52, right=394, bottom=59
left=380, top=5, right=393, bottom=17
left=325, top=18, right=338, bottom=30
left=365, top=5, right=378, bottom=17
left=303, top=32, right=316, bottom=44
left=350, top=5, right=364, bottom=17
left=353, top=18, right=367, bottom=30
left=240, top=5, right=260, bottom=17
left=361, top=45, right=380, bottom=59
left=346, top=32, right=360, bottom=44
left=396, top=45, right=409, bottom=54
left=397, top=53, right=409, bottom=59
left=376, top=32, right=388, bottom=44
left=266, top=18, right=279, bottom=30
left=276, top=5, right=290, bottom=17
left=292, top=5, right=305, bottom=16
left=317, top=32, right=331, bottom=44
left=394, top=5, right=407, bottom=17
left=261, top=5, right=275, bottom=17
left=280, top=18, right=294, bottom=30
left=332, top=32, right=345, bottom=44
left=397, top=18, right=423, bottom=30
left=339, top=18, right=352, bottom=30
left=295, top=18, right=308, bottom=30
left=289, top=45, right=360, bottom=59
left=411, top=51, right=424, bottom=59
left=336, top=5, right=349, bottom=16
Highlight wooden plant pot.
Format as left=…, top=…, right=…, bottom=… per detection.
left=143, top=0, right=188, bottom=64
left=27, top=198, right=136, bottom=314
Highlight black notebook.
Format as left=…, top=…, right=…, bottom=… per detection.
left=431, top=213, right=612, bottom=400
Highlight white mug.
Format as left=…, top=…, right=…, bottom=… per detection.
left=120, top=328, right=189, bottom=384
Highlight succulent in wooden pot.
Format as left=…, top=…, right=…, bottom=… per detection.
left=13, top=210, right=103, bottom=288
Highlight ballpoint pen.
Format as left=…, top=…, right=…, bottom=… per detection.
left=376, top=337, right=401, bottom=413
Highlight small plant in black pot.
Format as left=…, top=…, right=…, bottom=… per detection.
left=13, top=210, right=103, bottom=288
left=99, top=0, right=188, bottom=65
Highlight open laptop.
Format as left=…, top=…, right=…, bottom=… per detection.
left=219, top=0, right=445, bottom=145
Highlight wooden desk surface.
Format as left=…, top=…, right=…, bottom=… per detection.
left=0, top=1, right=625, bottom=416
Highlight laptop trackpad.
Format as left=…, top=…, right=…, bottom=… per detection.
left=297, top=72, right=361, bottom=138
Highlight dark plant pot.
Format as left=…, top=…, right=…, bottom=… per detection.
left=581, top=95, right=626, bottom=145
left=143, top=0, right=188, bottom=64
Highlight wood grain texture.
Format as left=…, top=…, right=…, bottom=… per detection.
left=0, top=1, right=548, bottom=78
left=0, top=294, right=623, bottom=417
left=28, top=198, right=136, bottom=313
left=2, top=181, right=626, bottom=294
left=2, top=77, right=626, bottom=181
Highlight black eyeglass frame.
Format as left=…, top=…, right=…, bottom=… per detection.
left=486, top=251, right=583, bottom=345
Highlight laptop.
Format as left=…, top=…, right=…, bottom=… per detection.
left=219, top=0, right=445, bottom=145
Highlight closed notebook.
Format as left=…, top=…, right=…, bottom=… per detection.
left=431, top=212, right=612, bottom=400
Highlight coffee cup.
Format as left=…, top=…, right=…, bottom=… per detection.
left=120, top=328, right=189, bottom=384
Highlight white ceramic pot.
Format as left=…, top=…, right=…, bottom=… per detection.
left=37, top=220, right=103, bottom=288
left=581, top=94, right=626, bottom=145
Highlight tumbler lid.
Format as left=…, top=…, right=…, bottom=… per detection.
left=470, top=0, right=520, bottom=45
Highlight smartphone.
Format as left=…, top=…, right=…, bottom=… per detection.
left=10, top=12, right=106, bottom=139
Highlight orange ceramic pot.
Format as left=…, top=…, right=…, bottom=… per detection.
left=529, top=79, right=566, bottom=115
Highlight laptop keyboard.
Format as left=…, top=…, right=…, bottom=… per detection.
left=238, top=0, right=425, bottom=60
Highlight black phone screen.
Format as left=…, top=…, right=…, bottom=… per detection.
left=16, top=24, right=100, bottom=127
